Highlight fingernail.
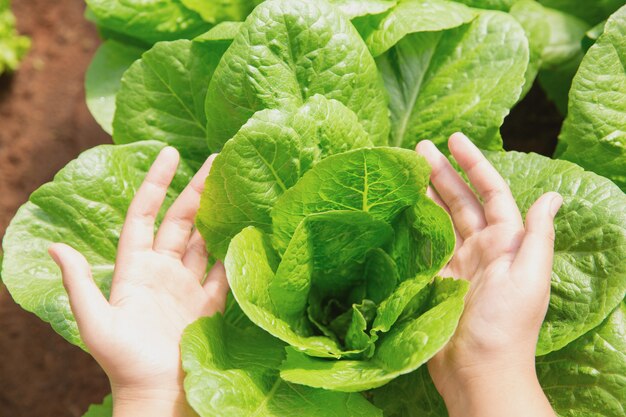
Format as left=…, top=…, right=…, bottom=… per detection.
left=550, top=194, right=563, bottom=217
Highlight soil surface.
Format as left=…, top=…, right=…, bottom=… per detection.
left=0, top=2, right=561, bottom=416
left=0, top=1, right=110, bottom=416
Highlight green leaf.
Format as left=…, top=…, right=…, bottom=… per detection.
left=557, top=4, right=626, bottom=191
left=353, top=0, right=477, bottom=57
left=271, top=147, right=430, bottom=254
left=182, top=314, right=383, bottom=417
left=85, top=0, right=210, bottom=45
left=537, top=302, right=626, bottom=417
left=194, top=21, right=242, bottom=43
left=537, top=58, right=581, bottom=116
left=328, top=0, right=398, bottom=19
left=1, top=142, right=194, bottom=347
left=510, top=0, right=588, bottom=98
left=453, top=0, right=519, bottom=11
left=538, top=0, right=624, bottom=26
left=82, top=395, right=113, bottom=417
left=378, top=11, right=529, bottom=150
left=486, top=151, right=626, bottom=355
left=279, top=277, right=469, bottom=392
left=196, top=108, right=313, bottom=259
left=0, top=0, right=30, bottom=74
left=113, top=39, right=225, bottom=167
left=370, top=366, right=447, bottom=417
left=181, top=0, right=262, bottom=23
left=224, top=226, right=344, bottom=357
left=85, top=40, right=145, bottom=135
left=386, top=195, right=455, bottom=281
left=204, top=0, right=390, bottom=150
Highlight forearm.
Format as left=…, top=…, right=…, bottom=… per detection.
left=441, top=367, right=556, bottom=417
left=112, top=386, right=199, bottom=417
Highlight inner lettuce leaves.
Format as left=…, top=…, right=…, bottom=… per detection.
left=181, top=306, right=383, bottom=417
left=219, top=146, right=468, bottom=392
left=556, top=4, right=626, bottom=191
left=484, top=151, right=626, bottom=355
left=1, top=142, right=194, bottom=348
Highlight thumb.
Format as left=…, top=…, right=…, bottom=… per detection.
left=49, top=243, right=109, bottom=341
left=511, top=192, right=563, bottom=287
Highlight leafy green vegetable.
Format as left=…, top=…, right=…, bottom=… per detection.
left=85, top=40, right=145, bottom=134
left=538, top=0, right=624, bottom=26
left=82, top=395, right=113, bottom=417
left=182, top=312, right=383, bottom=417
left=113, top=38, right=225, bottom=167
left=510, top=0, right=588, bottom=97
left=378, top=11, right=529, bottom=150
left=0, top=0, right=29, bottom=74
left=1, top=142, right=193, bottom=347
left=329, top=0, right=398, bottom=19
left=181, top=0, right=262, bottom=23
left=204, top=0, right=390, bottom=150
left=537, top=302, right=626, bottom=417
left=556, top=4, right=626, bottom=191
left=454, top=0, right=520, bottom=11
left=486, top=151, right=626, bottom=355
left=85, top=0, right=210, bottom=45
left=353, top=0, right=477, bottom=57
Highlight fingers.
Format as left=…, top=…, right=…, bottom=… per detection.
left=512, top=192, right=563, bottom=287
left=203, top=261, right=229, bottom=314
left=448, top=133, right=523, bottom=228
left=416, top=140, right=486, bottom=239
left=154, top=154, right=216, bottom=258
left=118, top=147, right=180, bottom=253
left=426, top=186, right=464, bottom=250
left=48, top=243, right=109, bottom=338
left=182, top=229, right=210, bottom=278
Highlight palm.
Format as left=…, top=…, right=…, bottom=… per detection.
left=50, top=149, right=228, bottom=391
left=416, top=134, right=559, bottom=393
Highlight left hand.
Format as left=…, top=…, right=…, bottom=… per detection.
left=49, top=148, right=228, bottom=416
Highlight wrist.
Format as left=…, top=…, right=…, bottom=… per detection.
left=112, top=384, right=198, bottom=417
left=430, top=359, right=554, bottom=417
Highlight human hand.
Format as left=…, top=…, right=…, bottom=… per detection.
left=416, top=133, right=560, bottom=417
left=48, top=148, right=228, bottom=417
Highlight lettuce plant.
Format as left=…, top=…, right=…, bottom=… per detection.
left=2, top=0, right=626, bottom=416
left=0, top=0, right=29, bottom=74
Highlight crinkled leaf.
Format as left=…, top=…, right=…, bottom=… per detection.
left=85, top=40, right=145, bottom=135
left=279, top=277, right=468, bottom=391
left=181, top=314, right=383, bottom=417
left=271, top=147, right=430, bottom=254
left=537, top=302, right=626, bottom=417
left=328, top=0, right=397, bottom=19
left=557, top=4, right=626, bottom=191
left=181, top=0, right=262, bottom=23
left=113, top=39, right=223, bottom=167
left=486, top=151, right=626, bottom=355
left=85, top=0, right=210, bottom=45
left=378, top=11, right=528, bottom=150
left=1, top=142, right=194, bottom=347
left=82, top=395, right=113, bottom=417
left=205, top=0, right=390, bottom=150
left=354, top=0, right=477, bottom=57
left=197, top=96, right=372, bottom=259
left=194, top=21, right=242, bottom=43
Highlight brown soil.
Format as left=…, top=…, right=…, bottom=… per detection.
left=0, top=1, right=110, bottom=416
left=0, top=2, right=562, bottom=416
